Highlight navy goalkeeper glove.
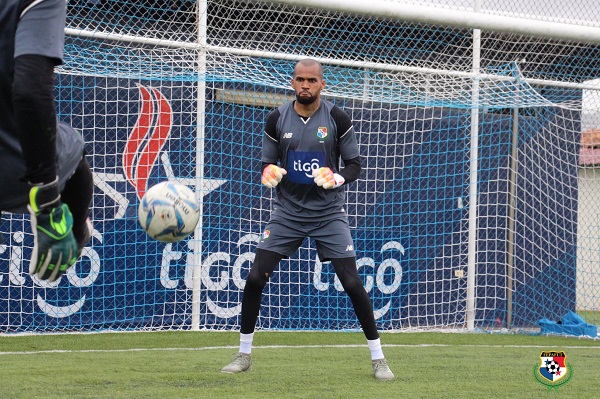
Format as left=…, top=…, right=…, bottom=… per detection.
left=28, top=178, right=78, bottom=282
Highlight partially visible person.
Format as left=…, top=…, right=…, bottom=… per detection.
left=221, top=59, right=395, bottom=380
left=0, top=0, right=93, bottom=282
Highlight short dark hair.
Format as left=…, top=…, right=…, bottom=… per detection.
left=293, top=59, right=323, bottom=79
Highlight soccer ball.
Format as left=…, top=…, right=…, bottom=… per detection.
left=138, top=181, right=200, bottom=242
left=546, top=360, right=561, bottom=375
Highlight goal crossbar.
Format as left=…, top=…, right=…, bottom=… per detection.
left=271, top=0, right=600, bottom=44
left=64, top=27, right=600, bottom=92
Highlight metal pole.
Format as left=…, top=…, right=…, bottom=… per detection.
left=466, top=0, right=481, bottom=331
left=191, top=0, right=208, bottom=331
left=506, top=96, right=520, bottom=329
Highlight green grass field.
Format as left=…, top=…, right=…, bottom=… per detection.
left=1, top=330, right=598, bottom=398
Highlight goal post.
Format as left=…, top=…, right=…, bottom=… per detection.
left=1, top=0, right=599, bottom=335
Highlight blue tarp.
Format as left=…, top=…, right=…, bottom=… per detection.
left=539, top=311, right=598, bottom=338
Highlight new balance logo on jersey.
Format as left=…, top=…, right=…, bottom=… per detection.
left=283, top=132, right=293, bottom=139
left=345, top=245, right=354, bottom=251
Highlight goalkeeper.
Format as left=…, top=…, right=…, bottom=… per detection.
left=0, top=0, right=93, bottom=282
left=222, top=59, right=394, bottom=380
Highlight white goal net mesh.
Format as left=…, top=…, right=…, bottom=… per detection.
left=1, top=0, right=599, bottom=335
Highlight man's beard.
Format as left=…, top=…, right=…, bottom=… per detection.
left=296, top=92, right=317, bottom=105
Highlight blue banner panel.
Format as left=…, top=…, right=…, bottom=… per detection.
left=0, top=77, right=577, bottom=333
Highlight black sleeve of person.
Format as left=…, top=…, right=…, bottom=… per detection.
left=264, top=108, right=280, bottom=143
left=331, top=105, right=362, bottom=184
left=337, top=156, right=361, bottom=184
left=262, top=109, right=281, bottom=173
left=12, top=54, right=58, bottom=184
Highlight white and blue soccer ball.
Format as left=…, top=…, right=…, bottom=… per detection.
left=138, top=181, right=200, bottom=242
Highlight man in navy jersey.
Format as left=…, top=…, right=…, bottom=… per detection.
left=0, top=0, right=93, bottom=282
left=222, top=59, right=394, bottom=380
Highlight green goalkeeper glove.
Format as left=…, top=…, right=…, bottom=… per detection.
left=28, top=179, right=78, bottom=282
left=312, top=167, right=345, bottom=189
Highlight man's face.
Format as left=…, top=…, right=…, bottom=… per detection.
left=291, top=64, right=326, bottom=105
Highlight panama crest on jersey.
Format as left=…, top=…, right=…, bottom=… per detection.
left=317, top=127, right=328, bottom=140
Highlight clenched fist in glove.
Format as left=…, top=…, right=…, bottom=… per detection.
left=261, top=164, right=287, bottom=188
left=312, top=167, right=345, bottom=189
left=28, top=178, right=78, bottom=282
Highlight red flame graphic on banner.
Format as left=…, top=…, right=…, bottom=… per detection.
left=123, top=85, right=172, bottom=199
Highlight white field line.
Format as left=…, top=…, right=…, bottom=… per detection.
left=2, top=343, right=600, bottom=356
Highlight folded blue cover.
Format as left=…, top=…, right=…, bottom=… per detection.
left=538, top=311, right=598, bottom=338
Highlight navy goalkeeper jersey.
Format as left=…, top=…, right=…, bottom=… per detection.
left=0, top=0, right=66, bottom=139
left=262, top=99, right=360, bottom=222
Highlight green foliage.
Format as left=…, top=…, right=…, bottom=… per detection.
left=0, top=331, right=598, bottom=399
left=578, top=310, right=600, bottom=325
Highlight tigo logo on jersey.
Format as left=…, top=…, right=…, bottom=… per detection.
left=287, top=150, right=325, bottom=183
left=317, top=127, right=328, bottom=140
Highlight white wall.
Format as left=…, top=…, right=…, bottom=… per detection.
left=577, top=167, right=600, bottom=310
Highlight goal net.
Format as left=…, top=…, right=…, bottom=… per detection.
left=1, top=0, right=599, bottom=335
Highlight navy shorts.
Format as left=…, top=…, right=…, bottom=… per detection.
left=256, top=215, right=357, bottom=261
left=0, top=122, right=84, bottom=213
